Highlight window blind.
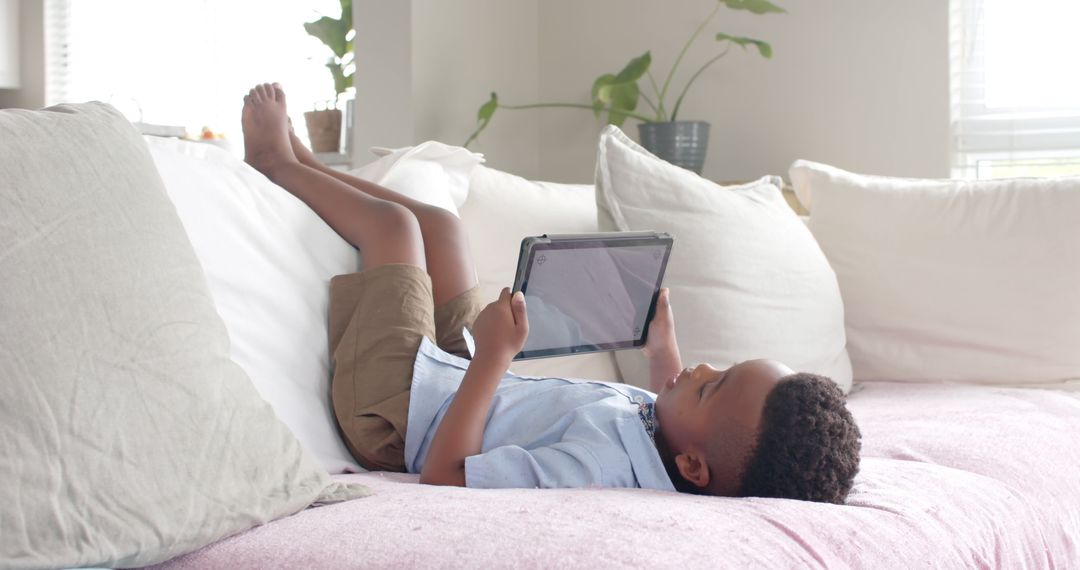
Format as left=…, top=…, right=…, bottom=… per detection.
left=950, top=0, right=1080, bottom=179
left=44, top=0, right=70, bottom=105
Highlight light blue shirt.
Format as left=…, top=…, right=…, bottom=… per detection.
left=403, top=333, right=676, bottom=492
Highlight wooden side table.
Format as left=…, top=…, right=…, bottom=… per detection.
left=781, top=184, right=808, bottom=216
left=717, top=180, right=808, bottom=216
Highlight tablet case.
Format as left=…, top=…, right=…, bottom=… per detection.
left=511, top=232, right=673, bottom=360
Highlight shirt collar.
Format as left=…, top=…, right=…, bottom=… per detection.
left=637, top=401, right=658, bottom=442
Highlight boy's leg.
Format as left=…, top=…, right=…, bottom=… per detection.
left=271, top=83, right=484, bottom=356
left=299, top=160, right=484, bottom=357
left=277, top=85, right=477, bottom=308
left=243, top=83, right=431, bottom=471
left=242, top=84, right=424, bottom=270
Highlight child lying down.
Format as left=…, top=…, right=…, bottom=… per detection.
left=240, top=82, right=861, bottom=503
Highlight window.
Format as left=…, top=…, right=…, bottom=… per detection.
left=950, top=0, right=1080, bottom=179
left=45, top=0, right=348, bottom=153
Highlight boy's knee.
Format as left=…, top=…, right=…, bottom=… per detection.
left=372, top=201, right=422, bottom=243
left=354, top=201, right=425, bottom=268
left=416, top=205, right=465, bottom=242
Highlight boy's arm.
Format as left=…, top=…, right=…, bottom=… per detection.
left=643, top=288, right=682, bottom=393
left=419, top=288, right=529, bottom=487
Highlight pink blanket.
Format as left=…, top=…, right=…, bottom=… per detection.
left=155, top=382, right=1080, bottom=568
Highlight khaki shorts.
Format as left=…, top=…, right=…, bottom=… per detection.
left=327, top=264, right=484, bottom=472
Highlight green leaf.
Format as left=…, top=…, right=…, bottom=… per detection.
left=305, top=16, right=350, bottom=59
left=464, top=92, right=498, bottom=148
left=613, top=52, right=652, bottom=83
left=715, top=33, right=773, bottom=58
left=595, top=86, right=614, bottom=105
left=340, top=0, right=353, bottom=27
left=606, top=82, right=640, bottom=127
left=592, top=74, right=619, bottom=119
left=592, top=54, right=649, bottom=125
left=328, top=63, right=348, bottom=95
left=478, top=92, right=498, bottom=122
left=720, top=0, right=786, bottom=15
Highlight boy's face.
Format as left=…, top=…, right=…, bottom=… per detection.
left=654, top=359, right=793, bottom=496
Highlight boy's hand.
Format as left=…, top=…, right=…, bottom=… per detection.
left=471, top=288, right=529, bottom=363
left=422, top=288, right=527, bottom=487
left=642, top=288, right=677, bottom=358
left=643, top=288, right=682, bottom=393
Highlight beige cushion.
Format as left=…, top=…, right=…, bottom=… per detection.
left=595, top=126, right=853, bottom=392
left=146, top=136, right=365, bottom=474
left=790, top=159, right=1080, bottom=385
left=460, top=164, right=622, bottom=381
left=0, top=103, right=369, bottom=568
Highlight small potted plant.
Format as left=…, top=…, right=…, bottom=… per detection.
left=304, top=0, right=355, bottom=153
left=464, top=0, right=784, bottom=174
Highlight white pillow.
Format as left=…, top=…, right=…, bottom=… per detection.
left=595, top=126, right=853, bottom=392
left=0, top=103, right=366, bottom=569
left=147, top=137, right=363, bottom=473
left=790, top=159, right=1080, bottom=385
left=148, top=138, right=479, bottom=474
left=358, top=141, right=484, bottom=215
left=459, top=165, right=623, bottom=382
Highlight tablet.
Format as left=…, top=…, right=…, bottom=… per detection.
left=511, top=232, right=674, bottom=360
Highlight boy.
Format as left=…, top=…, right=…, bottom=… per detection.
left=241, top=83, right=861, bottom=503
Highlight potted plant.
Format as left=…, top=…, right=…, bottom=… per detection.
left=303, top=0, right=355, bottom=153
left=463, top=0, right=784, bottom=174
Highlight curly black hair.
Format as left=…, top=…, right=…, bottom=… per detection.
left=739, top=373, right=861, bottom=504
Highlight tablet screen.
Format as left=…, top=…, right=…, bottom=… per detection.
left=516, top=238, right=671, bottom=359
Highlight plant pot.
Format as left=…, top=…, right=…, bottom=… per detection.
left=304, top=109, right=343, bottom=153
left=637, top=120, right=710, bottom=174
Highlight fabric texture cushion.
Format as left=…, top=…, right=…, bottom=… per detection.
left=154, top=383, right=1080, bottom=568
left=459, top=165, right=622, bottom=381
left=790, top=159, right=1080, bottom=385
left=147, top=136, right=364, bottom=473
left=595, top=126, right=852, bottom=392
left=0, top=103, right=368, bottom=569
left=359, top=141, right=485, bottom=215
left=148, top=139, right=481, bottom=474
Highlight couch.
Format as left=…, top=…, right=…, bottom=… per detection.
left=2, top=104, right=1078, bottom=569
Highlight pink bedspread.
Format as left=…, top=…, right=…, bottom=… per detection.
left=155, top=382, right=1080, bottom=569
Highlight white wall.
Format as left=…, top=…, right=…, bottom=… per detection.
left=0, top=0, right=44, bottom=109
left=6, top=1, right=949, bottom=183
left=353, top=0, right=540, bottom=177
left=533, top=0, right=950, bottom=183
left=352, top=0, right=414, bottom=154
left=0, top=0, right=20, bottom=88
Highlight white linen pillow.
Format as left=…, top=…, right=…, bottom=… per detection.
left=0, top=103, right=368, bottom=569
left=595, top=126, right=852, bottom=392
left=148, top=136, right=363, bottom=474
left=789, top=159, right=1080, bottom=385
left=358, top=141, right=484, bottom=215
left=459, top=165, right=622, bottom=382
left=148, top=138, right=480, bottom=474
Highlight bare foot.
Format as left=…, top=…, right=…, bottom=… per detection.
left=288, top=121, right=323, bottom=170
left=242, top=82, right=297, bottom=179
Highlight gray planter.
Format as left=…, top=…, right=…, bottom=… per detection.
left=637, top=120, right=710, bottom=174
